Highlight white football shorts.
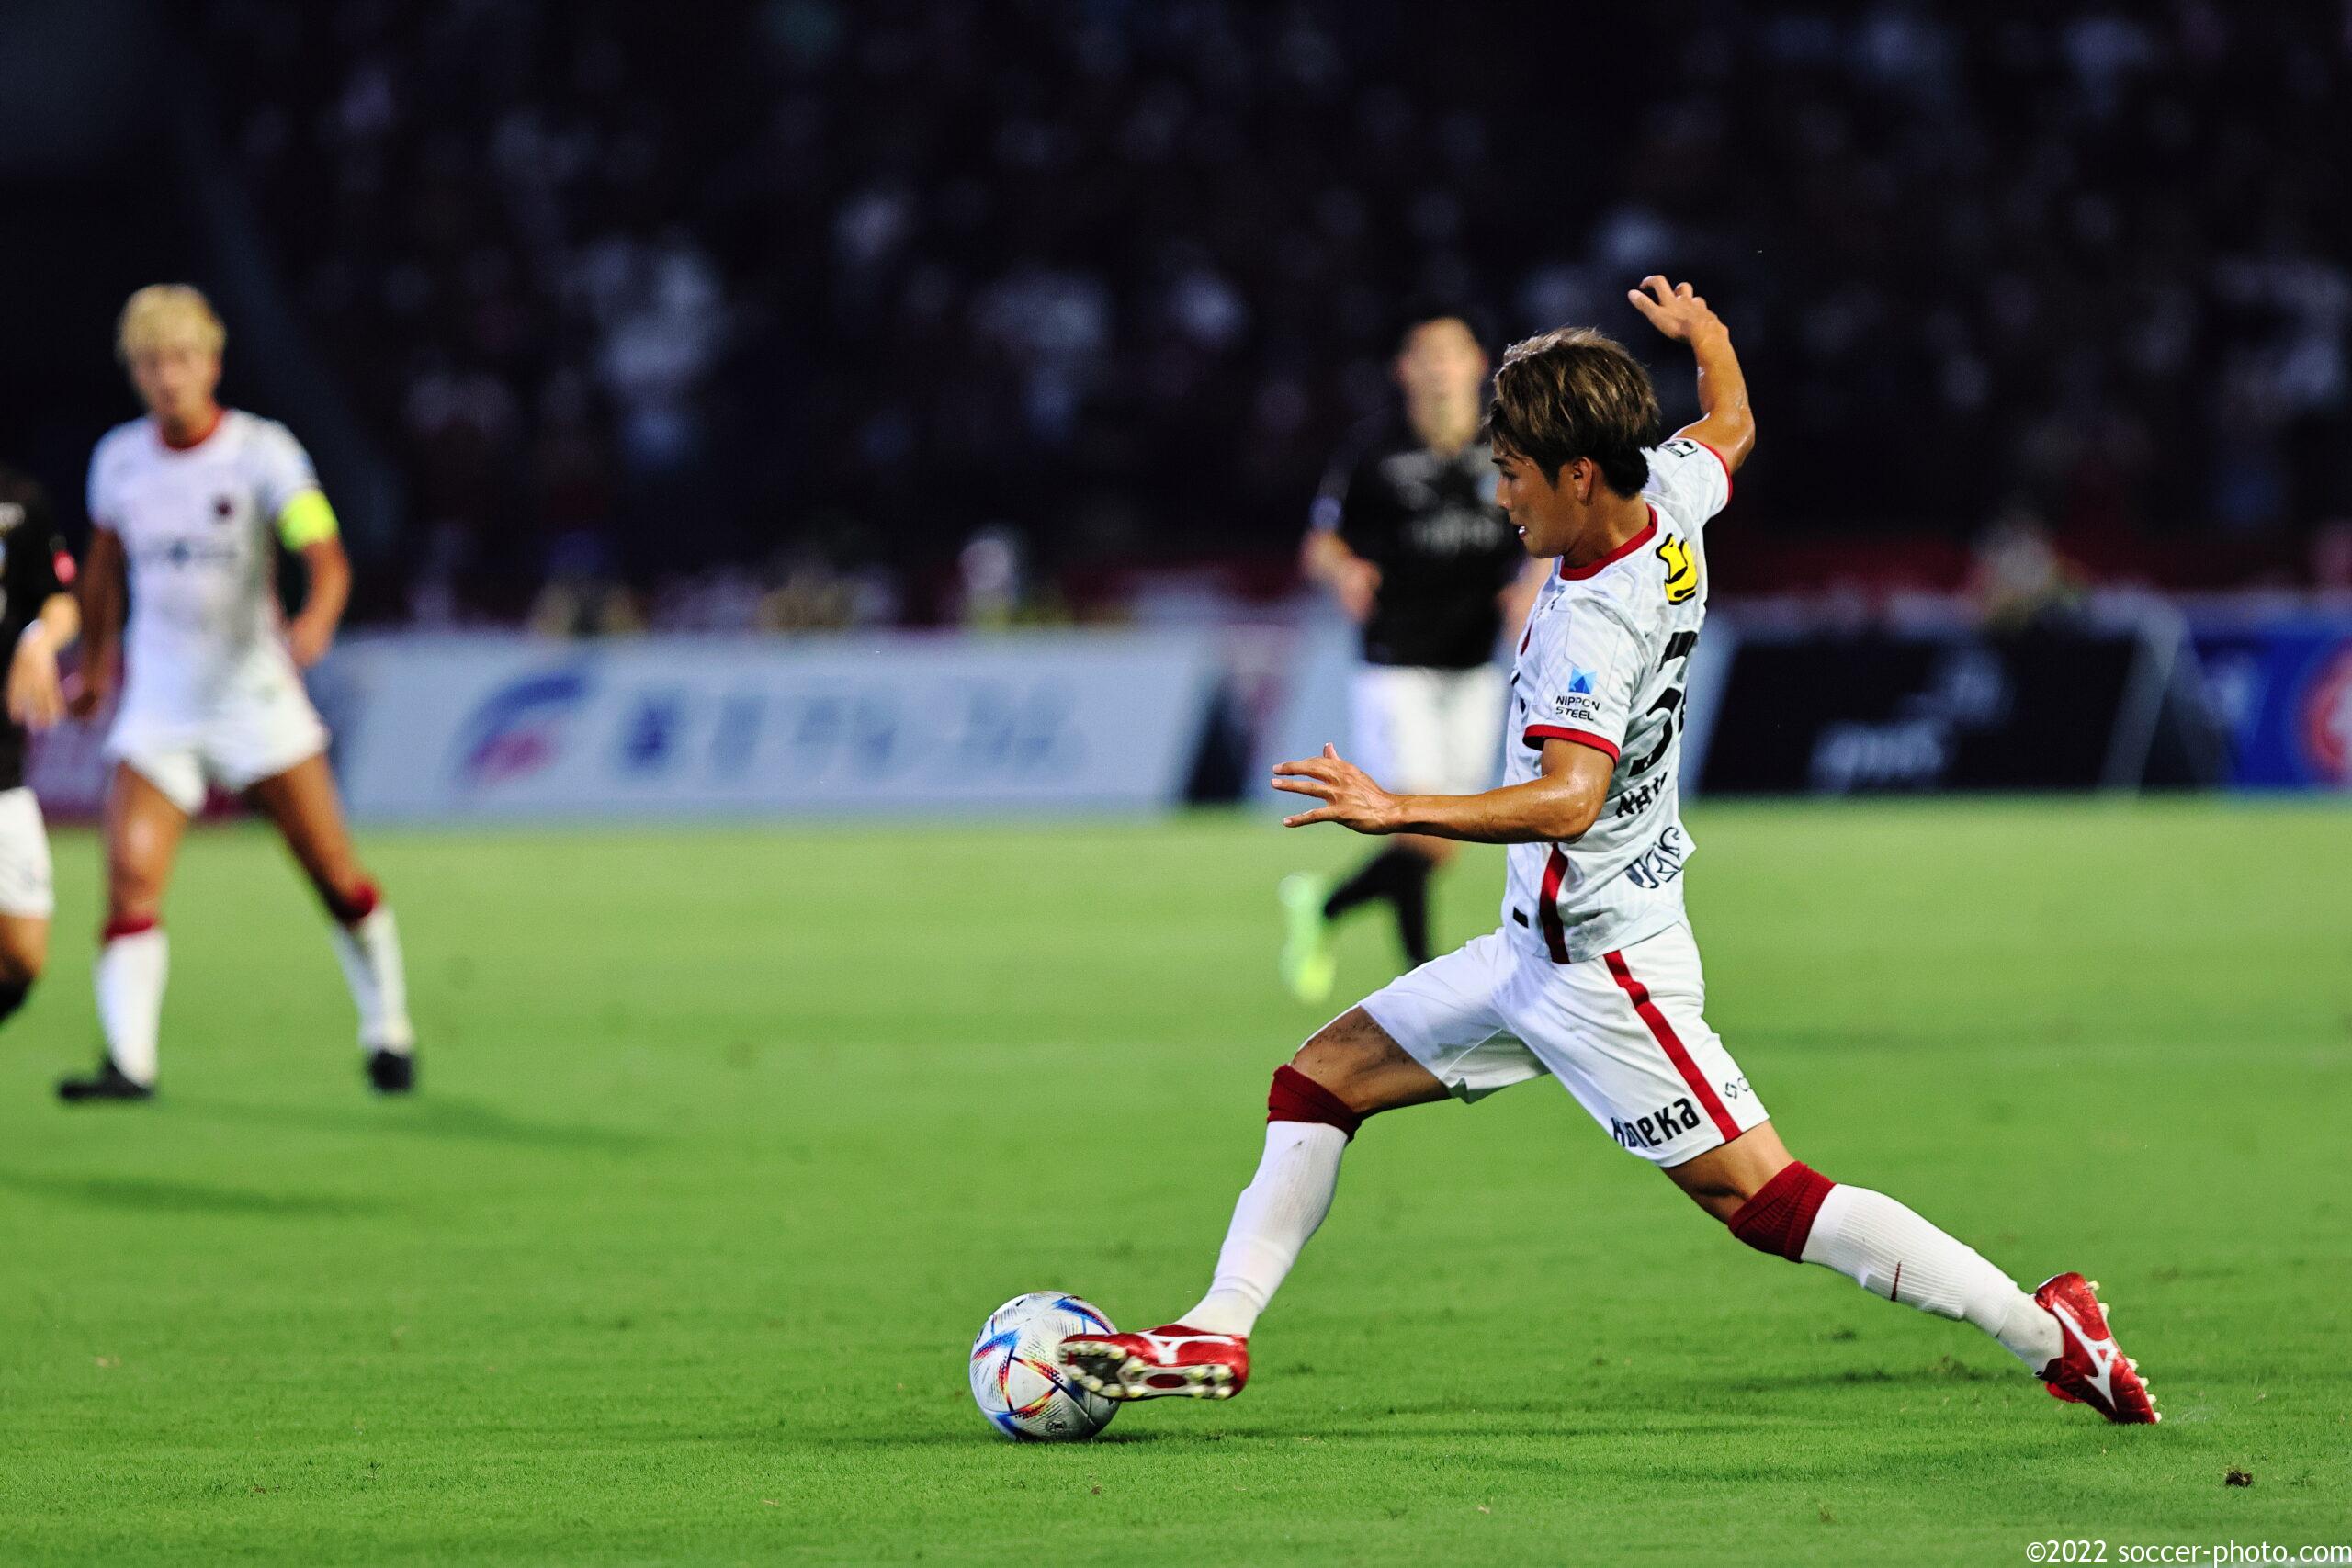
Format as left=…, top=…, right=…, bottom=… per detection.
left=0, top=786, right=54, bottom=919
left=1359, top=919, right=1770, bottom=1167
left=1348, top=662, right=1506, bottom=796
left=106, top=677, right=330, bottom=816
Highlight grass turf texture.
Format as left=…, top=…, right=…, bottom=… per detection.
left=0, top=802, right=2346, bottom=1565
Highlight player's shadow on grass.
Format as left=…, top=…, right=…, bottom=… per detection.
left=171, top=1093, right=657, bottom=1156
left=0, top=1168, right=389, bottom=1217
left=823, top=1429, right=1178, bottom=1448
left=1724, top=1357, right=2009, bottom=1392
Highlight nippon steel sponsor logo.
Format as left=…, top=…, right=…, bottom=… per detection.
left=2301, top=646, right=2352, bottom=784
left=451, top=667, right=592, bottom=788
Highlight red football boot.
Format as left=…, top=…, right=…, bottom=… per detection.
left=1059, top=1324, right=1250, bottom=1401
left=2033, top=1273, right=2159, bottom=1424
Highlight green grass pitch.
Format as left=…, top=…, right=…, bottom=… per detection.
left=0, top=801, right=2346, bottom=1564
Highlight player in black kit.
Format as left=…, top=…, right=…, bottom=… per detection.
left=1283, top=310, right=1542, bottom=1000
left=0, top=464, right=83, bottom=1039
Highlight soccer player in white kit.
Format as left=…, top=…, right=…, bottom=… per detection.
left=59, top=286, right=416, bottom=1101
left=1064, top=278, right=2157, bottom=1426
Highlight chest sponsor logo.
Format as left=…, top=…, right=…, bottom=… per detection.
left=1657, top=534, right=1698, bottom=604
left=135, top=536, right=245, bottom=570
left=1620, top=823, right=1689, bottom=891
left=1611, top=1096, right=1701, bottom=1150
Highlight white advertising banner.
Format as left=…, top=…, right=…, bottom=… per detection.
left=324, top=631, right=1220, bottom=819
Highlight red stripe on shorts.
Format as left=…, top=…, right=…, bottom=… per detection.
left=1603, top=948, right=1739, bottom=1142
left=1537, top=848, right=1571, bottom=964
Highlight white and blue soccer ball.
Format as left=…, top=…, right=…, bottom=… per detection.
left=969, top=1292, right=1119, bottom=1441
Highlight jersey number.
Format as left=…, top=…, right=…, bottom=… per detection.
left=1626, top=631, right=1698, bottom=778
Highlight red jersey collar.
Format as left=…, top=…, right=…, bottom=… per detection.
left=1557, top=504, right=1657, bottom=581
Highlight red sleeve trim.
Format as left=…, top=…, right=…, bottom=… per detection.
left=1691, top=438, right=1734, bottom=502
left=1522, top=725, right=1621, bottom=761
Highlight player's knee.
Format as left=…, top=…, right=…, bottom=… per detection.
left=102, top=890, right=162, bottom=934
left=1265, top=1062, right=1364, bottom=1142
left=1724, top=1159, right=1837, bottom=1262
left=1287, top=1015, right=1386, bottom=1104
left=0, top=935, right=40, bottom=988
left=99, top=907, right=158, bottom=944
left=319, top=874, right=380, bottom=926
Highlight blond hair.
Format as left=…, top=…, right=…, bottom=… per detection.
left=117, top=284, right=226, bottom=362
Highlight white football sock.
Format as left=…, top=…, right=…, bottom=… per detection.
left=332, top=907, right=414, bottom=1053
left=1801, top=1185, right=2062, bottom=1371
left=1182, top=1121, right=1347, bottom=1336
left=95, top=927, right=168, bottom=1087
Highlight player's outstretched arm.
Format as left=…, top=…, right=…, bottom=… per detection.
left=1272, top=739, right=1611, bottom=844
left=1627, top=276, right=1754, bottom=474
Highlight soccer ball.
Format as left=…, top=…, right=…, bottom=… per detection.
left=969, top=1292, right=1119, bottom=1441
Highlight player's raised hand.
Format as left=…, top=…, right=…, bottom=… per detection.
left=1627, top=276, right=1724, bottom=344
left=1272, top=743, right=1400, bottom=833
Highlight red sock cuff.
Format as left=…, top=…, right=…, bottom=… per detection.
left=1267, top=1064, right=1363, bottom=1141
left=1727, top=1160, right=1836, bottom=1262
left=327, top=880, right=380, bottom=926
left=102, top=914, right=159, bottom=942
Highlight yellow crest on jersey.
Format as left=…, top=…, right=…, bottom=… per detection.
left=1657, top=534, right=1698, bottom=604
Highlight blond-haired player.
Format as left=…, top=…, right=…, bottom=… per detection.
left=62, top=285, right=415, bottom=1100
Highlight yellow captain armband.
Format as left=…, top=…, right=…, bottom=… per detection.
left=277, top=489, right=340, bottom=549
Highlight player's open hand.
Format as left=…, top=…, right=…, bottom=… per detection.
left=6, top=631, right=65, bottom=731
left=1272, top=744, right=1400, bottom=832
left=1627, top=276, right=1724, bottom=344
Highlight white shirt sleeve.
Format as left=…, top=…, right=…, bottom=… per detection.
left=85, top=434, right=119, bottom=527
left=249, top=419, right=322, bottom=521
left=1521, top=597, right=1645, bottom=761
left=1645, top=437, right=1733, bottom=525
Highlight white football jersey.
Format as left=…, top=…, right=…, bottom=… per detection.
left=85, top=411, right=319, bottom=718
left=1501, top=438, right=1731, bottom=963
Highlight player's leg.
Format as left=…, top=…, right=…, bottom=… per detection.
left=1668, top=1129, right=2154, bottom=1420
left=63, top=761, right=192, bottom=1100
left=0, top=786, right=55, bottom=1033
left=0, top=914, right=47, bottom=1022
left=1066, top=932, right=1540, bottom=1400
left=243, top=754, right=415, bottom=1090
left=1179, top=1005, right=1452, bottom=1335
left=1570, top=925, right=2154, bottom=1424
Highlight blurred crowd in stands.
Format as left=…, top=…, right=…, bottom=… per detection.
left=194, top=0, right=2352, bottom=627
